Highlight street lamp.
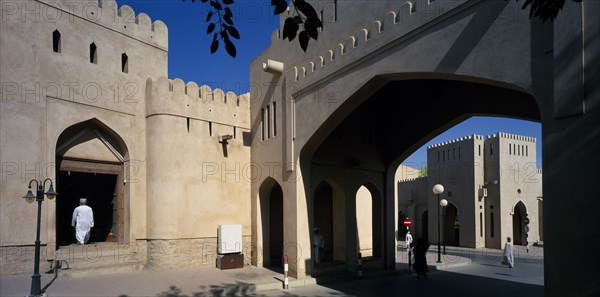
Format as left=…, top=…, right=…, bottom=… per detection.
left=432, top=184, right=444, bottom=263
left=440, top=199, right=448, bottom=255
left=22, top=178, right=57, bottom=297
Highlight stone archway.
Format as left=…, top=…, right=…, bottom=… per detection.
left=512, top=201, right=527, bottom=246
left=356, top=183, right=383, bottom=258
left=443, top=203, right=460, bottom=246
left=257, top=178, right=284, bottom=268
left=55, top=119, right=128, bottom=247
left=313, top=180, right=346, bottom=264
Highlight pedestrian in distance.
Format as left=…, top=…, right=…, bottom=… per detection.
left=413, top=238, right=430, bottom=279
left=503, top=236, right=514, bottom=268
left=313, top=227, right=325, bottom=264
left=72, top=198, right=94, bottom=245
left=405, top=230, right=413, bottom=272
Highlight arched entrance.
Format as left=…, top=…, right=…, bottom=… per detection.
left=513, top=201, right=527, bottom=245
left=258, top=178, right=284, bottom=268
left=55, top=119, right=128, bottom=246
left=443, top=203, right=460, bottom=246
left=398, top=210, right=408, bottom=239
left=356, top=184, right=383, bottom=258
left=313, top=180, right=346, bottom=263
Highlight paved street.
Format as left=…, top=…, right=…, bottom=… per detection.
left=260, top=262, right=543, bottom=297
left=259, top=245, right=543, bottom=297
left=0, top=245, right=543, bottom=297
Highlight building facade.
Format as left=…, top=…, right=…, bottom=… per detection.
left=0, top=0, right=251, bottom=274
left=398, top=133, right=542, bottom=249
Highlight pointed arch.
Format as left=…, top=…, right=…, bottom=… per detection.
left=355, top=182, right=383, bottom=258
left=443, top=202, right=460, bottom=246
left=313, top=179, right=346, bottom=263
left=258, top=177, right=284, bottom=268
left=55, top=118, right=129, bottom=247
left=512, top=201, right=528, bottom=245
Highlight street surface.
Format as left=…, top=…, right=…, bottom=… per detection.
left=260, top=245, right=543, bottom=297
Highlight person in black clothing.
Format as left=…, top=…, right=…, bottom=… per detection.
left=413, top=238, right=430, bottom=279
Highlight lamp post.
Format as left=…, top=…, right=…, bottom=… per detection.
left=432, top=184, right=444, bottom=263
left=440, top=198, right=448, bottom=255
left=22, top=178, right=57, bottom=297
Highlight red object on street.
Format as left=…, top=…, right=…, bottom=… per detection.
left=523, top=218, right=530, bottom=225
left=403, top=218, right=413, bottom=227
left=284, top=255, right=289, bottom=289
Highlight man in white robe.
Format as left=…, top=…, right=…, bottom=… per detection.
left=72, top=198, right=94, bottom=245
left=503, top=236, right=514, bottom=268
left=313, top=228, right=325, bottom=264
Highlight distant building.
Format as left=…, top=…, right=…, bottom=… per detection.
left=398, top=133, right=542, bottom=249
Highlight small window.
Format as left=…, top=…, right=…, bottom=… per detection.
left=458, top=147, right=461, bottom=158
left=526, top=145, right=528, bottom=156
left=52, top=30, right=61, bottom=53
left=479, top=212, right=483, bottom=237
left=272, top=102, right=277, bottom=137
left=478, top=145, right=481, bottom=156
left=490, top=143, right=494, bottom=155
left=121, top=53, right=128, bottom=73
left=490, top=212, right=495, bottom=238
left=509, top=143, right=511, bottom=155
left=89, top=42, right=97, bottom=64
left=266, top=105, right=271, bottom=139
left=260, top=108, right=265, bottom=141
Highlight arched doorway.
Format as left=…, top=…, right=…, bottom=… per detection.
left=356, top=184, right=383, bottom=258
left=313, top=180, right=346, bottom=263
left=398, top=211, right=408, bottom=239
left=258, top=178, right=284, bottom=268
left=443, top=203, right=459, bottom=246
left=513, top=201, right=527, bottom=245
left=55, top=119, right=128, bottom=247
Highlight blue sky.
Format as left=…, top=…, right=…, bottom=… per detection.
left=119, top=0, right=542, bottom=167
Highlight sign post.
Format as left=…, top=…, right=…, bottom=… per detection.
left=524, top=217, right=530, bottom=252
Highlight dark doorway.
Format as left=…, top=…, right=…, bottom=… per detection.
left=268, top=183, right=283, bottom=267
left=444, top=204, right=459, bottom=246
left=513, top=201, right=527, bottom=245
left=56, top=170, right=117, bottom=246
left=314, top=182, right=334, bottom=262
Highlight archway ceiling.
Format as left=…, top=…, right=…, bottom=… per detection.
left=312, top=79, right=540, bottom=169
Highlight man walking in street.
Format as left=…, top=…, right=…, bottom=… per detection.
left=72, top=198, right=94, bottom=245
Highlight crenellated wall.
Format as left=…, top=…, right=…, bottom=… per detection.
left=145, top=77, right=250, bottom=128
left=37, top=0, right=168, bottom=50
left=144, top=77, right=251, bottom=269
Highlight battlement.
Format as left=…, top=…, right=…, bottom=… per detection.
left=398, top=176, right=427, bottom=183
left=146, top=77, right=250, bottom=129
left=37, top=0, right=167, bottom=49
left=487, top=132, right=536, bottom=143
left=427, top=134, right=484, bottom=150
left=283, top=0, right=467, bottom=83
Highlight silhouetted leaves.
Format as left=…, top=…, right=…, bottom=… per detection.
left=186, top=0, right=579, bottom=57
left=283, top=17, right=299, bottom=41
left=298, top=30, right=309, bottom=52
left=274, top=0, right=322, bottom=51
left=207, top=23, right=216, bottom=34
left=224, top=38, right=237, bottom=58
left=226, top=25, right=240, bottom=39
left=273, top=0, right=288, bottom=15
left=514, top=0, right=581, bottom=22
left=186, top=0, right=239, bottom=57
left=210, top=33, right=219, bottom=53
